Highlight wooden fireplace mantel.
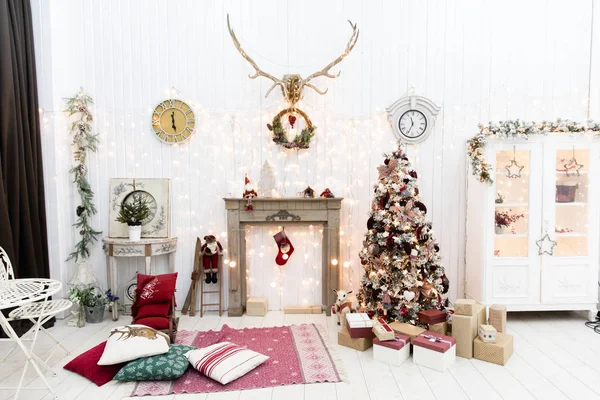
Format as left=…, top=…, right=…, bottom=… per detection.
left=224, top=197, right=343, bottom=316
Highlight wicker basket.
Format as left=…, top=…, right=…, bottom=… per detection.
left=555, top=183, right=578, bottom=203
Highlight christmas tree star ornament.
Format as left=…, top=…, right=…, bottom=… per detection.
left=536, top=233, right=557, bottom=255
left=564, top=147, right=583, bottom=176
left=505, top=146, right=524, bottom=178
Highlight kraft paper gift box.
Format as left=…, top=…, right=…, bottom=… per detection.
left=429, top=321, right=448, bottom=335
left=474, top=304, right=486, bottom=327
left=372, top=318, right=395, bottom=341
left=478, top=324, right=497, bottom=343
left=488, top=304, right=507, bottom=333
left=284, top=305, right=322, bottom=314
left=412, top=331, right=457, bottom=372
left=246, top=297, right=268, bottom=316
left=474, top=332, right=513, bottom=365
left=455, top=299, right=477, bottom=316
left=452, top=313, right=478, bottom=358
left=417, top=309, right=447, bottom=325
left=346, top=313, right=374, bottom=339
left=373, top=335, right=410, bottom=366
left=338, top=327, right=373, bottom=351
left=389, top=322, right=426, bottom=343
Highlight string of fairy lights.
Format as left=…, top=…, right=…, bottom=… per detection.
left=40, top=86, right=396, bottom=305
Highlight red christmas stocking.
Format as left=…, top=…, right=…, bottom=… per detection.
left=273, top=230, right=294, bottom=266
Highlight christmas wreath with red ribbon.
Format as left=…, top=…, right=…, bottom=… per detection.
left=267, top=108, right=316, bottom=150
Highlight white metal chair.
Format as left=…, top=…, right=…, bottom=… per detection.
left=0, top=246, right=72, bottom=371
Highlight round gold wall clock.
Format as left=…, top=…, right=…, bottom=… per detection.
left=152, top=99, right=195, bottom=144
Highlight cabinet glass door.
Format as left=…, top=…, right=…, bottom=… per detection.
left=494, top=148, right=531, bottom=257
left=552, top=148, right=589, bottom=257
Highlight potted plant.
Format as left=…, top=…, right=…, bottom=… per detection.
left=494, top=210, right=524, bottom=234
left=116, top=193, right=150, bottom=241
left=69, top=286, right=108, bottom=324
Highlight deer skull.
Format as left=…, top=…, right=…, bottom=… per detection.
left=227, top=15, right=359, bottom=108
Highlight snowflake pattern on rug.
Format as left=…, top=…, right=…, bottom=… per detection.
left=132, top=324, right=341, bottom=396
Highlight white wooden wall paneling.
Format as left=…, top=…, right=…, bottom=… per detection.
left=31, top=0, right=599, bottom=309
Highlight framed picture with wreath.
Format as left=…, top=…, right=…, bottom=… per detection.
left=109, top=178, right=171, bottom=238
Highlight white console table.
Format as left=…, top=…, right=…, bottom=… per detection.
left=102, top=236, right=177, bottom=320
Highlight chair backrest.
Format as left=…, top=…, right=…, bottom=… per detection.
left=0, top=246, right=15, bottom=281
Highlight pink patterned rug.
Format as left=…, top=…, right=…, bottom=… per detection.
left=131, top=323, right=345, bottom=396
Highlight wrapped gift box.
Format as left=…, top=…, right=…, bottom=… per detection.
left=389, top=322, right=426, bottom=343
left=338, top=327, right=373, bottom=351
left=346, top=313, right=374, bottom=339
left=478, top=324, right=497, bottom=343
left=429, top=321, right=448, bottom=335
left=372, top=318, right=395, bottom=341
left=489, top=304, right=507, bottom=333
left=474, top=332, right=513, bottom=365
left=455, top=299, right=477, bottom=316
left=474, top=304, right=486, bottom=327
left=373, top=335, right=410, bottom=366
left=452, top=313, right=478, bottom=358
left=246, top=297, right=268, bottom=316
left=284, top=305, right=322, bottom=314
left=413, top=331, right=457, bottom=372
left=418, top=309, right=447, bottom=325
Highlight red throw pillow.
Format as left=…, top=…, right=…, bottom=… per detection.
left=134, top=316, right=171, bottom=330
left=135, top=272, right=177, bottom=306
left=134, top=302, right=172, bottom=319
left=63, top=341, right=125, bottom=386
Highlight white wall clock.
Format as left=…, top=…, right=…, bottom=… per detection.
left=152, top=99, right=195, bottom=144
left=387, top=91, right=441, bottom=144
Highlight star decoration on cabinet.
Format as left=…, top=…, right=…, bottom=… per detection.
left=536, top=233, right=557, bottom=255
left=564, top=158, right=583, bottom=176
left=505, top=159, right=524, bottom=178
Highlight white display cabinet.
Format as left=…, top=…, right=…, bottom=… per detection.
left=466, top=136, right=599, bottom=319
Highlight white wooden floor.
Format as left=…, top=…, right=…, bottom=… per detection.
left=1, top=310, right=599, bottom=400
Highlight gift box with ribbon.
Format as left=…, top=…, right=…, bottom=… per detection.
left=373, top=335, right=410, bottom=366
left=372, top=318, right=395, bottom=341
left=338, top=327, right=373, bottom=351
left=345, top=313, right=374, bottom=339
left=412, top=331, right=457, bottom=371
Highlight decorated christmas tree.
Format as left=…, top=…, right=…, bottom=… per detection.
left=357, top=145, right=449, bottom=324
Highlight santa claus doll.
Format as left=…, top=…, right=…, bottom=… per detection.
left=243, top=174, right=258, bottom=211
left=201, top=235, right=223, bottom=284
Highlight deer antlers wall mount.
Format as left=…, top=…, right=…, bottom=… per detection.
left=227, top=14, right=359, bottom=149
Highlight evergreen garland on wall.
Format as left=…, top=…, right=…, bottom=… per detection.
left=65, top=89, right=102, bottom=262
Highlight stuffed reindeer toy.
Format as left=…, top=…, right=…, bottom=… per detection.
left=333, top=289, right=357, bottom=325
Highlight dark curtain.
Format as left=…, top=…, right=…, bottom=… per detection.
left=0, top=0, right=50, bottom=281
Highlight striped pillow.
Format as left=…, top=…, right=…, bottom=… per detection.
left=186, top=342, right=269, bottom=385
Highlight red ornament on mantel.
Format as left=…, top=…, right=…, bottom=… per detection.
left=288, top=115, right=297, bottom=128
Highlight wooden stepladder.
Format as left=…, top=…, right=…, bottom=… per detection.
left=199, top=247, right=222, bottom=317
left=182, top=237, right=202, bottom=316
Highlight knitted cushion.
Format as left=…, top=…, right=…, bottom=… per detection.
left=114, top=344, right=195, bottom=381
left=186, top=342, right=269, bottom=385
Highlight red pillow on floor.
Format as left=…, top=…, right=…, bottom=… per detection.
left=134, top=316, right=171, bottom=330
left=63, top=341, right=125, bottom=386
left=134, top=302, right=172, bottom=319
left=135, top=272, right=178, bottom=306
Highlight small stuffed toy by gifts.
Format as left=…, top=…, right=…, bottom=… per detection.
left=201, top=235, right=223, bottom=284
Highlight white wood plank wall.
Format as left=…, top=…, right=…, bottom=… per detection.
left=29, top=0, right=600, bottom=309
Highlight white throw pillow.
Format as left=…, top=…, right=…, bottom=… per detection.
left=186, top=342, right=269, bottom=385
left=97, top=324, right=170, bottom=366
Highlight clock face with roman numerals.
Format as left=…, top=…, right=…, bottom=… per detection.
left=398, top=110, right=427, bottom=140
left=152, top=99, right=195, bottom=144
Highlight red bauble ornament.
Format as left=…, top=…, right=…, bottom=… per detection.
left=288, top=115, right=297, bottom=128
left=400, top=306, right=408, bottom=317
